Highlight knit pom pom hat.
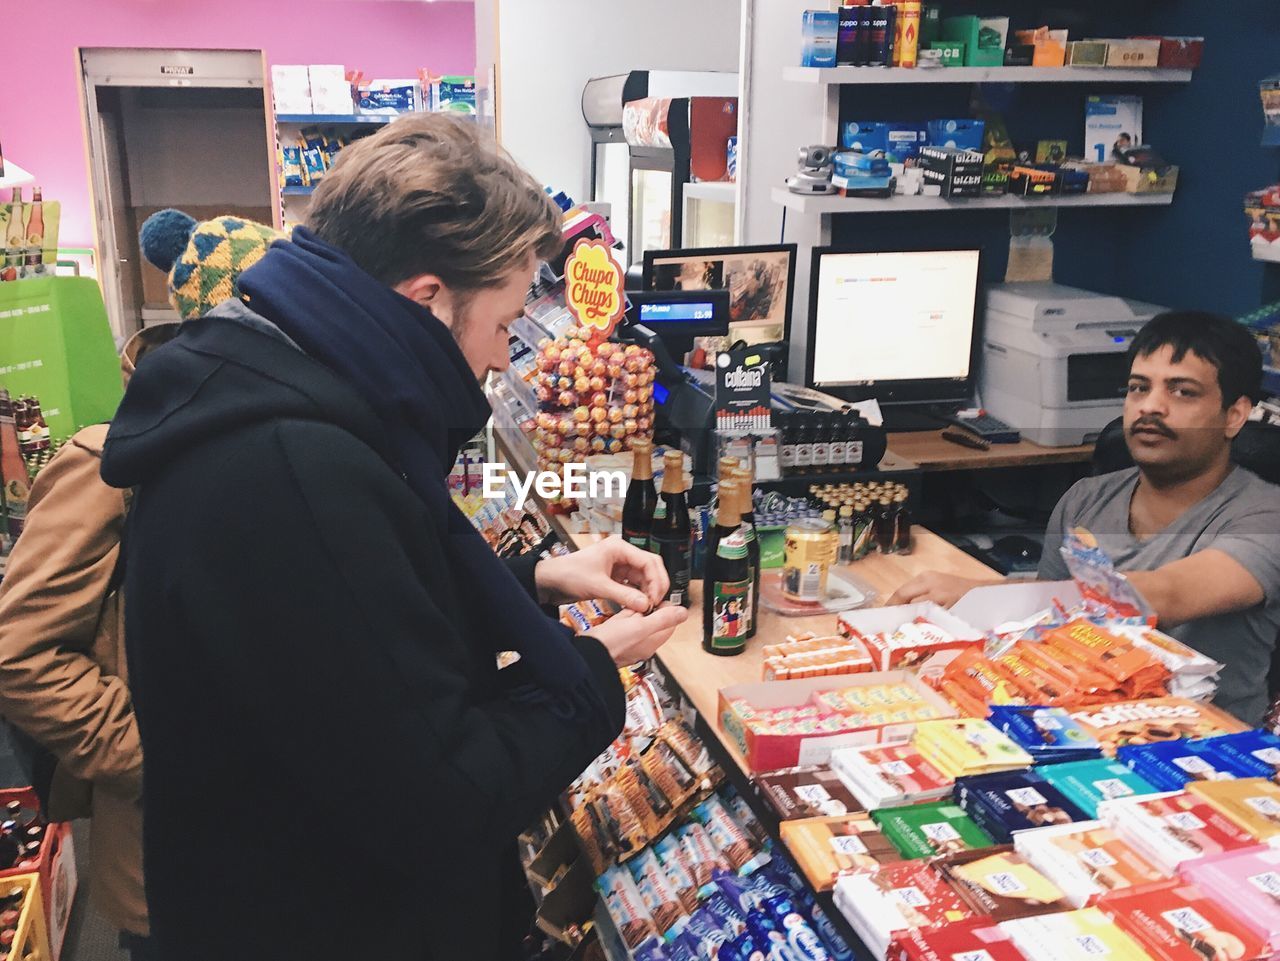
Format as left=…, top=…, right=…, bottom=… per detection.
left=139, top=209, right=286, bottom=320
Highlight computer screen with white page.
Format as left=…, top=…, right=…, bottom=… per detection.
left=808, top=249, right=981, bottom=404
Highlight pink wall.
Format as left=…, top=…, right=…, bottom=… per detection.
left=7, top=0, right=476, bottom=248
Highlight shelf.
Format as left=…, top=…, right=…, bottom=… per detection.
left=1253, top=244, right=1280, bottom=264
left=281, top=185, right=315, bottom=196
left=0, top=161, right=35, bottom=192
left=784, top=65, right=1193, bottom=85
left=772, top=185, right=1175, bottom=214
left=683, top=181, right=737, bottom=203
left=275, top=113, right=400, bottom=124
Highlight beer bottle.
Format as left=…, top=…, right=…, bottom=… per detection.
left=717, top=456, right=740, bottom=482
left=893, top=491, right=913, bottom=555
left=26, top=399, right=48, bottom=452
left=651, top=450, right=692, bottom=607
left=0, top=390, right=29, bottom=539
left=730, top=468, right=761, bottom=638
left=621, top=438, right=657, bottom=551
left=779, top=413, right=798, bottom=475
left=23, top=188, right=43, bottom=270
left=704, top=479, right=741, bottom=567
left=811, top=412, right=830, bottom=473
left=3, top=189, right=23, bottom=282
left=875, top=496, right=896, bottom=554
left=793, top=412, right=814, bottom=472
left=852, top=499, right=875, bottom=560
left=702, top=489, right=751, bottom=656
left=837, top=504, right=855, bottom=563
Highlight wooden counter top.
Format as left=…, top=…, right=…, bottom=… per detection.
left=886, top=430, right=1094, bottom=472
left=654, top=528, right=997, bottom=772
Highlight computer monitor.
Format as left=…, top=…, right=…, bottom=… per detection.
left=806, top=247, right=982, bottom=409
left=642, top=244, right=797, bottom=345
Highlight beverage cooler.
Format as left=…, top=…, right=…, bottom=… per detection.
left=581, top=71, right=738, bottom=271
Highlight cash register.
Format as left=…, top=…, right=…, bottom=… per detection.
left=979, top=283, right=1166, bottom=447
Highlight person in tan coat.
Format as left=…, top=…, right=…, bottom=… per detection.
left=0, top=209, right=283, bottom=960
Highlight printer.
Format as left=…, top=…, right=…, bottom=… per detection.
left=980, top=283, right=1165, bottom=447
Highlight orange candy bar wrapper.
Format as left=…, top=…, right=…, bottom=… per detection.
left=1041, top=620, right=1170, bottom=698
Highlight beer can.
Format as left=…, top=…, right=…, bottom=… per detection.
left=783, top=518, right=838, bottom=602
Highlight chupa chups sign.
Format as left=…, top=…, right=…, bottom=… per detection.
left=565, top=238, right=625, bottom=346
left=715, top=347, right=773, bottom=432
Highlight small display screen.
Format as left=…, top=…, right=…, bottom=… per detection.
left=638, top=301, right=717, bottom=324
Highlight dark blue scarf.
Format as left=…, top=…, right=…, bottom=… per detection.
left=238, top=227, right=604, bottom=721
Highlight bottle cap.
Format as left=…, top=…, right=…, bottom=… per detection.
left=839, top=505, right=853, bottom=518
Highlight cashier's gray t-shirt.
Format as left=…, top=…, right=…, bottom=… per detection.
left=1039, top=466, right=1280, bottom=725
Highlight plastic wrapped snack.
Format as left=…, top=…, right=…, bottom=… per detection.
left=692, top=795, right=771, bottom=876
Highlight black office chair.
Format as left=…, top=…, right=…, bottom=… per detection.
left=1092, top=416, right=1280, bottom=700
left=1092, top=416, right=1280, bottom=484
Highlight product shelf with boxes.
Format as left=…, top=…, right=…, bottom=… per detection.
left=771, top=185, right=1175, bottom=215
left=784, top=65, right=1193, bottom=86
left=274, top=113, right=399, bottom=125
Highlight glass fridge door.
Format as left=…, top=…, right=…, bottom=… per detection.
left=592, top=140, right=631, bottom=265
left=631, top=167, right=673, bottom=260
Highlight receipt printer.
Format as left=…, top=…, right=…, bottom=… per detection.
left=980, top=283, right=1165, bottom=447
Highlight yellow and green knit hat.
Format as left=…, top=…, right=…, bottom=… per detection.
left=139, top=209, right=286, bottom=320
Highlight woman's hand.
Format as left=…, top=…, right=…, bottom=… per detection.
left=586, top=606, right=689, bottom=665
left=535, top=536, right=670, bottom=613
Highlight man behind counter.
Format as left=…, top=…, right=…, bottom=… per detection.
left=891, top=312, right=1280, bottom=724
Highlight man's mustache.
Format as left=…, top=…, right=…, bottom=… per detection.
left=1130, top=417, right=1176, bottom=438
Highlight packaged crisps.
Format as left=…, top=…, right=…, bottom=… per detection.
left=1014, top=820, right=1162, bottom=908
left=913, top=718, right=1034, bottom=779
left=987, top=705, right=1103, bottom=762
left=954, top=771, right=1088, bottom=843
left=280, top=146, right=307, bottom=187
left=889, top=919, right=1029, bottom=961
left=833, top=860, right=973, bottom=960
left=1038, top=757, right=1158, bottom=816
left=1186, top=777, right=1280, bottom=842
left=1069, top=698, right=1249, bottom=756
left=777, top=813, right=897, bottom=891
left=1201, top=730, right=1280, bottom=783
left=1096, top=879, right=1269, bottom=961
left=1001, top=907, right=1155, bottom=961
left=691, top=795, right=771, bottom=875
left=1117, top=739, right=1259, bottom=792
left=677, top=822, right=731, bottom=897
left=937, top=847, right=1073, bottom=920
left=598, top=864, right=660, bottom=950
left=629, top=849, right=691, bottom=940
left=1097, top=790, right=1258, bottom=875
left=756, top=766, right=865, bottom=820
left=653, top=833, right=700, bottom=913
left=872, top=800, right=992, bottom=859
left=831, top=741, right=953, bottom=809
left=1179, top=846, right=1280, bottom=951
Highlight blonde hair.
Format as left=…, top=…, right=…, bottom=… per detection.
left=306, top=114, right=562, bottom=291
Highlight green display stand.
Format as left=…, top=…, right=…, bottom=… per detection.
left=0, top=277, right=123, bottom=441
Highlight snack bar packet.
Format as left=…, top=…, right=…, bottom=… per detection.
left=676, top=822, right=731, bottom=898
left=692, top=795, right=771, bottom=876
left=630, top=849, right=692, bottom=941
left=653, top=834, right=700, bottom=912
left=599, top=864, right=660, bottom=950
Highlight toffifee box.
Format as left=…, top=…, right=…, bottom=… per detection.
left=1069, top=699, right=1249, bottom=756
left=1014, top=820, right=1164, bottom=907
left=1096, top=879, right=1269, bottom=961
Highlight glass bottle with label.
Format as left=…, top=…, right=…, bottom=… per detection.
left=829, top=412, right=848, bottom=472
left=893, top=490, right=913, bottom=555
left=25, top=398, right=48, bottom=452
left=730, top=468, right=761, bottom=638
left=704, top=479, right=740, bottom=567
left=837, top=504, right=855, bottom=563
left=810, top=412, right=831, bottom=473
left=874, top=496, right=896, bottom=554
left=651, top=450, right=692, bottom=607
left=793, top=412, right=814, bottom=473
left=703, top=491, right=751, bottom=656
left=779, top=413, right=798, bottom=475
left=0, top=390, right=30, bottom=540
left=621, top=438, right=657, bottom=550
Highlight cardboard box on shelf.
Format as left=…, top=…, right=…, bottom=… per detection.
left=270, top=64, right=311, bottom=114
left=1013, top=28, right=1068, bottom=67
left=1136, top=36, right=1204, bottom=69
left=307, top=65, right=353, bottom=115
left=940, top=15, right=1009, bottom=67
left=1117, top=163, right=1179, bottom=194
left=1066, top=41, right=1110, bottom=66
left=1096, top=38, right=1163, bottom=68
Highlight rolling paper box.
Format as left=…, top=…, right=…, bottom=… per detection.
left=1137, top=36, right=1204, bottom=69
left=940, top=16, right=1009, bottom=67
left=719, top=671, right=956, bottom=772
left=1118, top=163, right=1179, bottom=194
left=1066, top=41, right=1110, bottom=66
left=919, top=146, right=984, bottom=199
left=1096, top=38, right=1162, bottom=68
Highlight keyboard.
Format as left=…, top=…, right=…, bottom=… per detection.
left=940, top=409, right=1021, bottom=444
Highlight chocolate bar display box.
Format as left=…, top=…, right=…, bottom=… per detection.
left=836, top=600, right=984, bottom=672
left=719, top=671, right=956, bottom=773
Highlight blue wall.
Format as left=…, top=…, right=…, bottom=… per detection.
left=830, top=2, right=1280, bottom=316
